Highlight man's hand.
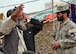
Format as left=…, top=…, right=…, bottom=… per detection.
left=22, top=13, right=31, bottom=20
left=51, top=41, right=60, bottom=50
left=11, top=4, right=24, bottom=22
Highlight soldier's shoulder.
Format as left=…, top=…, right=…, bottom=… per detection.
left=68, top=19, right=76, bottom=28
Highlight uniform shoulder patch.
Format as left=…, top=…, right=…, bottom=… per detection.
left=68, top=29, right=76, bottom=40
left=70, top=32, right=75, bottom=38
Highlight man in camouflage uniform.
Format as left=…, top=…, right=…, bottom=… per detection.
left=51, top=2, right=76, bottom=54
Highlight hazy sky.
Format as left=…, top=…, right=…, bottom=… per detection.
left=0, top=0, right=69, bottom=16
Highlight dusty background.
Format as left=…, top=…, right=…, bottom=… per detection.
left=35, top=20, right=57, bottom=54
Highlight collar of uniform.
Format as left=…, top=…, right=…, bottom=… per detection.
left=60, top=18, right=70, bottom=26
left=58, top=18, right=70, bottom=30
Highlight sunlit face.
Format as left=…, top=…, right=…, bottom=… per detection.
left=57, top=12, right=64, bottom=21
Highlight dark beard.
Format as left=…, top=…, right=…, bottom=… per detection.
left=16, top=20, right=27, bottom=30
left=57, top=16, right=64, bottom=21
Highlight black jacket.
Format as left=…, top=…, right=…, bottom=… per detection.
left=23, top=19, right=43, bottom=52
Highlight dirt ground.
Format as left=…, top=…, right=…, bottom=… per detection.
left=35, top=20, right=57, bottom=54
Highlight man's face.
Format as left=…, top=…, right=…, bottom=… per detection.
left=57, top=12, right=64, bottom=21
left=17, top=11, right=28, bottom=30
left=17, top=19, right=27, bottom=30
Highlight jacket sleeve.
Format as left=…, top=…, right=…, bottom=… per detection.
left=59, top=39, right=76, bottom=49
left=30, top=18, right=43, bottom=35
left=1, top=16, right=17, bottom=35
left=59, top=24, right=76, bottom=49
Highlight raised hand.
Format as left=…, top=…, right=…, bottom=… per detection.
left=11, top=4, right=24, bottom=22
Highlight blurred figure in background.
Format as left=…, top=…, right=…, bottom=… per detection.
left=0, top=13, right=5, bottom=53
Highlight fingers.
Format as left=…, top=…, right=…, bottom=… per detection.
left=51, top=43, right=57, bottom=50
left=51, top=44, right=56, bottom=49
left=51, top=42, right=58, bottom=50
left=52, top=45, right=57, bottom=50
left=18, top=4, right=24, bottom=10
left=15, top=4, right=24, bottom=16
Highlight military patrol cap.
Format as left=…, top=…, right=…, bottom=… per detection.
left=56, top=2, right=69, bottom=13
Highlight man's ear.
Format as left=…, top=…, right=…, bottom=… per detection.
left=64, top=13, right=67, bottom=16
left=63, top=13, right=67, bottom=18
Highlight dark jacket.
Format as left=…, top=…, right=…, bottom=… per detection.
left=4, top=27, right=19, bottom=54
left=2, top=18, right=42, bottom=54
left=23, top=19, right=43, bottom=52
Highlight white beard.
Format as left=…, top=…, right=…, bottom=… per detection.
left=17, top=20, right=27, bottom=30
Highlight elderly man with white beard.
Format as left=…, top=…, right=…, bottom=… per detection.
left=1, top=4, right=35, bottom=54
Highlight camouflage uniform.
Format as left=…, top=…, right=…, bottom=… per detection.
left=53, top=18, right=76, bottom=54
